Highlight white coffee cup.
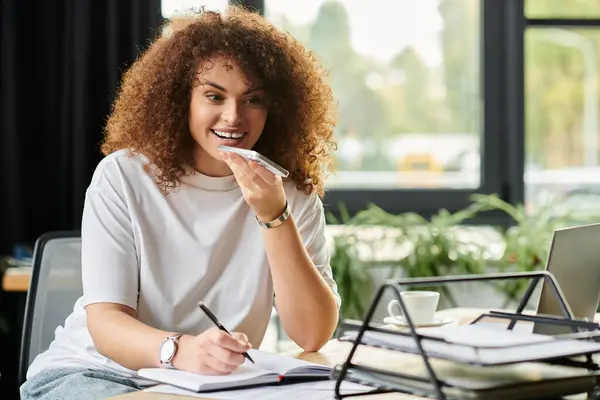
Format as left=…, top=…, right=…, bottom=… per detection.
left=387, top=291, right=440, bottom=325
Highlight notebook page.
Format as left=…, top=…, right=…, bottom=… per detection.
left=137, top=364, right=273, bottom=392
left=246, top=349, right=331, bottom=376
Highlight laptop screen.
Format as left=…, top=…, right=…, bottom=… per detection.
left=533, top=223, right=600, bottom=335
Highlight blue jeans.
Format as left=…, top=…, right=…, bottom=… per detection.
left=20, top=368, right=143, bottom=400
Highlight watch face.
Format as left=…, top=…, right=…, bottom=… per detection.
left=160, top=339, right=176, bottom=362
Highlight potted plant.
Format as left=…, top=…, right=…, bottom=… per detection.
left=327, top=193, right=600, bottom=321
left=352, top=202, right=491, bottom=306
left=327, top=200, right=491, bottom=320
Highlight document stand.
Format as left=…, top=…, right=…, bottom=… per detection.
left=332, top=271, right=600, bottom=400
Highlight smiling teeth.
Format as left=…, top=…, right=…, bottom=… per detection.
left=214, top=130, right=244, bottom=139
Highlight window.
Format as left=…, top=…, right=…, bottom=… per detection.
left=523, top=2, right=600, bottom=214
left=525, top=29, right=600, bottom=208
left=265, top=0, right=482, bottom=191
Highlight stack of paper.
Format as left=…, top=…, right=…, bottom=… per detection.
left=340, top=324, right=600, bottom=365
left=335, top=324, right=600, bottom=399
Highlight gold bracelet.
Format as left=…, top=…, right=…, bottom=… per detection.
left=256, top=201, right=291, bottom=229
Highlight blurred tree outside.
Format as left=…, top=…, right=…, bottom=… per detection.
left=307, top=1, right=391, bottom=171
left=388, top=47, right=440, bottom=134
left=273, top=0, right=480, bottom=172
left=438, top=0, right=480, bottom=134
left=525, top=0, right=600, bottom=18
left=271, top=0, right=600, bottom=173
left=525, top=0, right=600, bottom=169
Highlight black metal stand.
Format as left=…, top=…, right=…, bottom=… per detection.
left=333, top=271, right=600, bottom=400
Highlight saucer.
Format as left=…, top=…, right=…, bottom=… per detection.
left=383, top=316, right=455, bottom=328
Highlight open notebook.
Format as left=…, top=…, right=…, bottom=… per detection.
left=137, top=349, right=332, bottom=393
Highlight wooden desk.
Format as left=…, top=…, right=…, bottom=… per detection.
left=2, top=268, right=31, bottom=292
left=110, top=306, right=600, bottom=400
left=113, top=339, right=422, bottom=399
left=107, top=307, right=540, bottom=400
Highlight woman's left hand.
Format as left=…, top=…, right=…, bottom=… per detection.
left=220, top=152, right=287, bottom=222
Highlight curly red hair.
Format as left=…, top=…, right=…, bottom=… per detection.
left=101, top=5, right=337, bottom=196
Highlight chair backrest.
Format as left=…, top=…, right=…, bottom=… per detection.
left=19, top=231, right=82, bottom=384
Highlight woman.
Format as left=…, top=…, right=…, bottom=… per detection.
left=21, top=5, right=340, bottom=399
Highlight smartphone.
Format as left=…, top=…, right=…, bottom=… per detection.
left=217, top=145, right=290, bottom=177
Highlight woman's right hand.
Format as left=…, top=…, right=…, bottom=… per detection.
left=172, top=327, right=252, bottom=375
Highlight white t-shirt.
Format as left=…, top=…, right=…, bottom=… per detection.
left=26, top=149, right=340, bottom=382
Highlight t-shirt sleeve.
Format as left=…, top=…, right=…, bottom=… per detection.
left=81, top=166, right=139, bottom=311
left=295, top=193, right=342, bottom=309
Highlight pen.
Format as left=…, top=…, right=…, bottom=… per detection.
left=197, top=301, right=255, bottom=364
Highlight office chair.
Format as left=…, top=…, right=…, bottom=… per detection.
left=18, top=231, right=82, bottom=384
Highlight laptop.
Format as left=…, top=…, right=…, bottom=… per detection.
left=533, top=223, right=600, bottom=335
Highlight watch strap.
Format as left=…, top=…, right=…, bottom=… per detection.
left=169, top=333, right=183, bottom=342
left=256, top=201, right=291, bottom=229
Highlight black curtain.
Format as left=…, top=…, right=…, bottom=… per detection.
left=0, top=0, right=163, bottom=254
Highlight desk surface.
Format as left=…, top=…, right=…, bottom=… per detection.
left=113, top=339, right=422, bottom=400
left=2, top=268, right=31, bottom=292
left=111, top=307, right=600, bottom=400
left=108, top=308, right=506, bottom=400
